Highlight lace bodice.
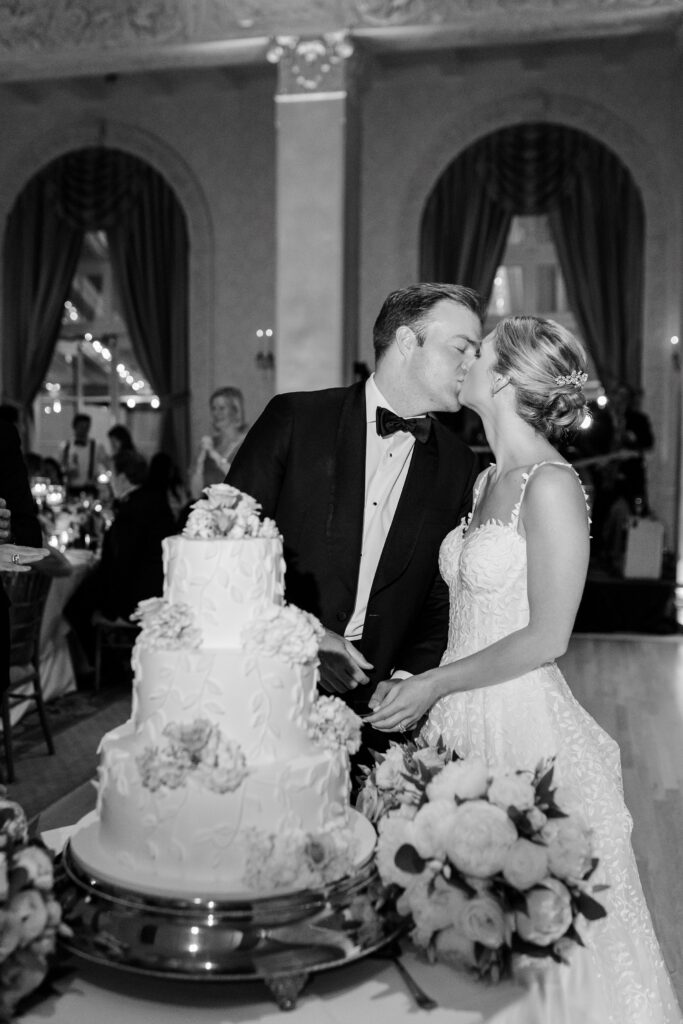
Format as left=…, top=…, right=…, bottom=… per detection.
left=440, top=461, right=588, bottom=661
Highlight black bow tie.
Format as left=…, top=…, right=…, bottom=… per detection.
left=376, top=406, right=432, bottom=444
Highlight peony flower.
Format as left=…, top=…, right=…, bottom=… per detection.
left=541, top=818, right=592, bottom=884
left=0, top=800, right=28, bottom=847
left=444, top=801, right=517, bottom=877
left=516, top=878, right=573, bottom=946
left=426, top=756, right=489, bottom=803
left=243, top=604, right=324, bottom=664
left=12, top=846, right=54, bottom=892
left=164, top=718, right=214, bottom=757
left=460, top=894, right=507, bottom=949
left=132, top=599, right=201, bottom=650
left=487, top=772, right=536, bottom=811
left=502, top=839, right=549, bottom=891
left=375, top=815, right=420, bottom=889
left=355, top=780, right=387, bottom=823
left=198, top=738, right=249, bottom=794
left=411, top=799, right=458, bottom=861
left=308, top=696, right=362, bottom=755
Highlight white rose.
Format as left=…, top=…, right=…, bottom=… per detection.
left=411, top=800, right=458, bottom=861
left=375, top=745, right=407, bottom=791
left=433, top=924, right=477, bottom=967
left=488, top=772, right=536, bottom=811
left=398, top=874, right=466, bottom=943
left=12, top=846, right=54, bottom=892
left=516, top=878, right=573, bottom=946
left=460, top=894, right=507, bottom=949
left=502, top=839, right=549, bottom=891
left=541, top=819, right=592, bottom=883
left=413, top=747, right=450, bottom=773
left=204, top=483, right=242, bottom=508
left=444, top=801, right=517, bottom=877
left=426, top=756, right=489, bottom=803
left=376, top=816, right=419, bottom=889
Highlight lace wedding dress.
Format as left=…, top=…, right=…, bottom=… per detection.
left=422, top=462, right=682, bottom=1024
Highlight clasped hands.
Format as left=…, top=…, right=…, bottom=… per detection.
left=318, top=627, right=437, bottom=733
left=0, top=499, right=49, bottom=572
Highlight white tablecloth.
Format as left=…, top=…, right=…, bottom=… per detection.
left=7, top=549, right=96, bottom=727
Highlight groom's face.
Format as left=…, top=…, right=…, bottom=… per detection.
left=409, top=299, right=482, bottom=413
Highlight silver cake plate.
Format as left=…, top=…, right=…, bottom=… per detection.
left=55, top=813, right=405, bottom=1011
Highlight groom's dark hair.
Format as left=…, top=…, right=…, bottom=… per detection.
left=373, top=283, right=484, bottom=362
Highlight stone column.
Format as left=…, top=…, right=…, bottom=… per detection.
left=267, top=32, right=359, bottom=393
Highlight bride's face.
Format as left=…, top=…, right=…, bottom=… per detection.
left=459, top=331, right=497, bottom=410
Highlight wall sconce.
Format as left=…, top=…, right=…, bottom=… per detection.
left=255, top=327, right=275, bottom=372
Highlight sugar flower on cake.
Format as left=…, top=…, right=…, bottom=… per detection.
left=183, top=483, right=279, bottom=539
left=136, top=718, right=248, bottom=794
left=242, top=604, right=324, bottom=664
left=358, top=748, right=609, bottom=982
left=131, top=597, right=202, bottom=650
left=242, top=821, right=357, bottom=891
left=307, top=695, right=362, bottom=755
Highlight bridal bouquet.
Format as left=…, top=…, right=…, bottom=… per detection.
left=357, top=742, right=607, bottom=981
left=0, top=791, right=71, bottom=1021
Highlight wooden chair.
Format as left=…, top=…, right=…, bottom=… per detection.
left=93, top=612, right=138, bottom=691
left=1, top=569, right=55, bottom=783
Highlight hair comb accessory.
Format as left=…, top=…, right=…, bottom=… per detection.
left=555, top=370, right=588, bottom=389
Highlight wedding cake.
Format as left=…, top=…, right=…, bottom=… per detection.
left=70, top=484, right=368, bottom=898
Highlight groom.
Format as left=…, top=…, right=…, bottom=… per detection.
left=226, top=282, right=483, bottom=753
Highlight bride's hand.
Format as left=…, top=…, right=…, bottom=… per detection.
left=0, top=545, right=50, bottom=573
left=365, top=672, right=440, bottom=732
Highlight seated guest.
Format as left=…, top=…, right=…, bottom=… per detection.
left=42, top=456, right=63, bottom=486
left=107, top=424, right=135, bottom=461
left=65, top=450, right=177, bottom=669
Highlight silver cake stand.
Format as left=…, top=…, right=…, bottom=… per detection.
left=55, top=836, right=406, bottom=1010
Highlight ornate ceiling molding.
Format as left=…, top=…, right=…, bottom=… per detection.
left=0, top=0, right=679, bottom=80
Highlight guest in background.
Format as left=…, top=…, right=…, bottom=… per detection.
left=42, top=457, right=63, bottom=486
left=107, top=424, right=135, bottom=461
left=23, top=451, right=45, bottom=487
left=190, top=386, right=248, bottom=498
left=147, top=452, right=190, bottom=525
left=60, top=413, right=106, bottom=496
left=0, top=420, right=45, bottom=696
left=65, top=449, right=176, bottom=672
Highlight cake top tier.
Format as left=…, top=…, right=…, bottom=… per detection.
left=183, top=483, right=279, bottom=540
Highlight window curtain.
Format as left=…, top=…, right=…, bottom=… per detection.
left=420, top=146, right=512, bottom=304
left=2, top=172, right=83, bottom=414
left=2, top=147, right=189, bottom=469
left=421, top=124, right=645, bottom=391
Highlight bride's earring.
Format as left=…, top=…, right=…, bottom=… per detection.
left=491, top=376, right=509, bottom=397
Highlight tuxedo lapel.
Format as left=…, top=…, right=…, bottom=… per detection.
left=327, top=383, right=366, bottom=595
left=370, top=426, right=438, bottom=598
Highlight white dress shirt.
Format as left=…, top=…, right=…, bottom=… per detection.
left=344, top=374, right=418, bottom=643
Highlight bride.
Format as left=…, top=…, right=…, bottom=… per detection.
left=366, top=316, right=682, bottom=1023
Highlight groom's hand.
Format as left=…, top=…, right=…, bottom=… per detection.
left=318, top=630, right=373, bottom=694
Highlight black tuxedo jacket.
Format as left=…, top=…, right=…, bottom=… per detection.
left=227, top=383, right=477, bottom=712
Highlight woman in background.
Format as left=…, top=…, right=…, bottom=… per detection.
left=189, top=386, right=248, bottom=498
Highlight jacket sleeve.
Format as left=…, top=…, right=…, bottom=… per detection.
left=0, top=422, right=42, bottom=547
left=226, top=395, right=294, bottom=520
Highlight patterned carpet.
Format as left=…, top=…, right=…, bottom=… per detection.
left=4, top=684, right=131, bottom=822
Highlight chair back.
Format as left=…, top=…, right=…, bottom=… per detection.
left=1, top=570, right=52, bottom=668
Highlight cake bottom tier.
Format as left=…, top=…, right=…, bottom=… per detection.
left=92, top=725, right=355, bottom=896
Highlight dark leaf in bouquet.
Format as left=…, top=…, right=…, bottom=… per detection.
left=495, top=884, right=527, bottom=915
left=507, top=806, right=534, bottom=837
left=582, top=857, right=600, bottom=880
left=563, top=922, right=586, bottom=948
left=591, top=883, right=610, bottom=893
left=394, top=844, right=426, bottom=875
left=510, top=934, right=552, bottom=959
left=7, top=865, right=30, bottom=897
left=543, top=806, right=569, bottom=820
left=443, top=871, right=478, bottom=898
left=574, top=892, right=607, bottom=921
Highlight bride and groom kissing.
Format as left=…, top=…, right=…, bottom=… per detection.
left=228, top=281, right=682, bottom=1023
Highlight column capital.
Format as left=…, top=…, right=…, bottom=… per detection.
left=267, top=32, right=354, bottom=95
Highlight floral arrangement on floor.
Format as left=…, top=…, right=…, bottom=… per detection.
left=0, top=790, right=71, bottom=1022
left=183, top=483, right=280, bottom=539
left=136, top=718, right=249, bottom=795
left=357, top=741, right=608, bottom=981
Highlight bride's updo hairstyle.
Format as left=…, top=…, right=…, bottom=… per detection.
left=491, top=316, right=588, bottom=442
